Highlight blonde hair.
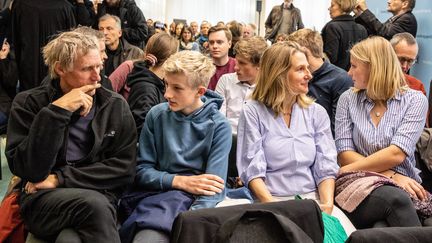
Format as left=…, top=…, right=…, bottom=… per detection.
left=234, top=36, right=268, bottom=65
left=333, top=0, right=357, bottom=13
left=43, top=31, right=99, bottom=79
left=350, top=36, right=407, bottom=100
left=163, top=51, right=216, bottom=87
left=252, top=41, right=314, bottom=116
left=288, top=28, right=323, bottom=59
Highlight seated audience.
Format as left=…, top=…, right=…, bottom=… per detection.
left=207, top=25, right=236, bottom=90
left=5, top=31, right=136, bottom=242
left=0, top=38, right=17, bottom=127
left=127, top=33, right=178, bottom=135
left=390, top=32, right=426, bottom=95
left=353, top=0, right=417, bottom=39
left=236, top=41, right=355, bottom=235
left=98, top=14, right=143, bottom=76
left=288, top=29, right=352, bottom=136
left=179, top=25, right=200, bottom=52
left=321, top=0, right=367, bottom=70
left=119, top=51, right=231, bottom=243
left=215, top=36, right=268, bottom=133
left=335, top=36, right=429, bottom=228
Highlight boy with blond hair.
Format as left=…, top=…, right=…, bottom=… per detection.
left=119, top=51, right=232, bottom=243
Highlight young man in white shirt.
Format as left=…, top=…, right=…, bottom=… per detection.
left=215, top=36, right=268, bottom=134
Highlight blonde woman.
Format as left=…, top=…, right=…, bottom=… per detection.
left=237, top=42, right=355, bottom=234
left=335, top=36, right=428, bottom=228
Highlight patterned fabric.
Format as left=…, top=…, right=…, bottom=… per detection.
left=335, top=171, right=432, bottom=220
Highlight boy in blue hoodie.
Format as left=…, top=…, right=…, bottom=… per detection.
left=119, top=51, right=232, bottom=243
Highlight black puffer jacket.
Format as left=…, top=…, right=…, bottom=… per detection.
left=127, top=61, right=166, bottom=136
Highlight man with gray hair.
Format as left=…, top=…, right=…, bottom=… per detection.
left=98, top=14, right=143, bottom=76
left=265, top=0, right=304, bottom=43
left=6, top=31, right=136, bottom=242
left=390, top=32, right=425, bottom=95
left=354, top=0, right=417, bottom=39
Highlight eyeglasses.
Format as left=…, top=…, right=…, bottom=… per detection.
left=398, top=56, right=417, bottom=66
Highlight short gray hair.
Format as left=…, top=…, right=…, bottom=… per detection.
left=390, top=32, right=417, bottom=47
left=99, top=14, right=122, bottom=30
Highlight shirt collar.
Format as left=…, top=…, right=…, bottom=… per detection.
left=359, top=89, right=403, bottom=103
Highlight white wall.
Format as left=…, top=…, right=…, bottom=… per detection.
left=136, top=0, right=256, bottom=25
left=136, top=0, right=332, bottom=35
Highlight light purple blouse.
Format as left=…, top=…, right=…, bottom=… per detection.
left=236, top=100, right=339, bottom=196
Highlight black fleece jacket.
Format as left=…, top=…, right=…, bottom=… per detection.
left=6, top=79, right=137, bottom=198
left=127, top=61, right=166, bottom=136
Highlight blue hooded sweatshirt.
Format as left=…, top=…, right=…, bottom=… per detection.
left=135, top=89, right=232, bottom=209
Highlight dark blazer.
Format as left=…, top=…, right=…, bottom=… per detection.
left=355, top=9, right=417, bottom=40
left=322, top=14, right=367, bottom=71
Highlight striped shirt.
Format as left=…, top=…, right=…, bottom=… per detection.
left=335, top=88, right=428, bottom=182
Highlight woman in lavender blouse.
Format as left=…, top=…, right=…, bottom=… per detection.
left=335, top=36, right=428, bottom=228
left=236, top=42, right=355, bottom=234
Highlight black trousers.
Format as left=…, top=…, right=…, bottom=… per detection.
left=341, top=185, right=421, bottom=229
left=20, top=188, right=120, bottom=243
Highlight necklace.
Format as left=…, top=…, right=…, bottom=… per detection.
left=375, top=112, right=381, bottom=117
left=283, top=112, right=291, bottom=116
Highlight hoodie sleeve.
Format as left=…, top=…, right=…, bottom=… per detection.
left=135, top=106, right=177, bottom=190
left=190, top=116, right=232, bottom=210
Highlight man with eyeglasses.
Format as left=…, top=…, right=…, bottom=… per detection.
left=390, top=32, right=425, bottom=95
left=354, top=0, right=417, bottom=40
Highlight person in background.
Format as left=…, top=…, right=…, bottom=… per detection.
left=265, top=0, right=304, bottom=43
left=98, top=14, right=143, bottom=76
left=354, top=0, right=417, bottom=39
left=207, top=25, right=235, bottom=90
left=0, top=38, right=17, bottom=127
left=96, top=0, right=148, bottom=48
left=288, top=28, right=352, bottom=135
left=190, top=21, right=200, bottom=39
left=335, top=36, right=428, bottom=228
left=322, top=0, right=367, bottom=71
left=179, top=25, right=200, bottom=52
left=175, top=22, right=184, bottom=40
left=215, top=36, right=268, bottom=134
left=227, top=20, right=243, bottom=57
left=390, top=32, right=425, bottom=95
left=196, top=20, right=211, bottom=53
left=127, top=33, right=178, bottom=135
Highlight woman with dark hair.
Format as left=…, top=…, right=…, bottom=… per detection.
left=179, top=25, right=199, bottom=52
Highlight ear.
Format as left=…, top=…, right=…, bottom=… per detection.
left=228, top=40, right=232, bottom=48
left=401, top=0, right=409, bottom=9
left=54, top=62, right=66, bottom=77
left=197, top=86, right=207, bottom=96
